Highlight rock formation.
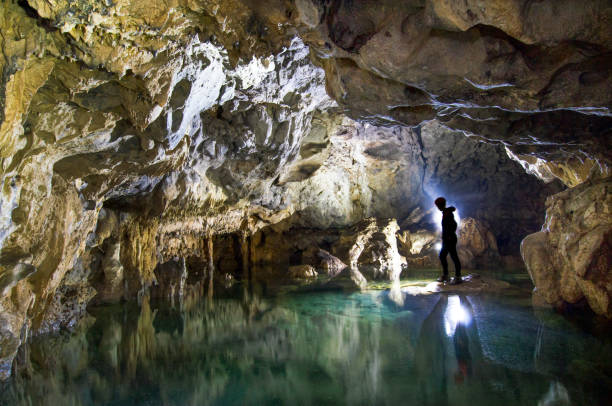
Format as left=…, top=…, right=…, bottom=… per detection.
left=399, top=217, right=502, bottom=270
left=522, top=173, right=612, bottom=318
left=0, top=0, right=610, bottom=379
left=295, top=0, right=612, bottom=171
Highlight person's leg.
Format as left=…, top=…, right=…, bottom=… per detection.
left=449, top=242, right=461, bottom=277
left=439, top=244, right=449, bottom=277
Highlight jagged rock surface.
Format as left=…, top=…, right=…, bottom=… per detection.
left=456, top=218, right=501, bottom=269
left=330, top=218, right=405, bottom=282
left=294, top=0, right=612, bottom=176
left=284, top=119, right=561, bottom=255
left=0, top=1, right=333, bottom=378
left=522, top=175, right=612, bottom=318
left=398, top=217, right=502, bottom=270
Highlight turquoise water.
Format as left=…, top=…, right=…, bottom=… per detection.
left=2, top=274, right=612, bottom=405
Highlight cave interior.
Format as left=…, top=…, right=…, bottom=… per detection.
left=0, top=0, right=611, bottom=404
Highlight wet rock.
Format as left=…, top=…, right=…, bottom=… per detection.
left=457, top=218, right=501, bottom=269
left=332, top=218, right=404, bottom=281
left=317, top=249, right=347, bottom=277
left=0, top=281, right=34, bottom=380
left=397, top=229, right=439, bottom=268
left=521, top=232, right=564, bottom=305
left=326, top=267, right=368, bottom=291
left=522, top=174, right=612, bottom=317
left=399, top=218, right=502, bottom=270
left=36, top=257, right=97, bottom=336
left=401, top=274, right=511, bottom=295
left=288, top=265, right=317, bottom=279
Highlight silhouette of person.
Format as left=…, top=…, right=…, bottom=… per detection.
left=435, top=197, right=462, bottom=284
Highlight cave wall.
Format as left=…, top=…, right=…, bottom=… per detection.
left=283, top=118, right=561, bottom=256
left=288, top=0, right=612, bottom=314
left=522, top=174, right=612, bottom=318
left=0, top=0, right=334, bottom=379
left=0, top=0, right=611, bottom=379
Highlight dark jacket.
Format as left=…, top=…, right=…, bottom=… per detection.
left=441, top=207, right=458, bottom=241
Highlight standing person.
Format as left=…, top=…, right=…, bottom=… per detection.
left=435, top=197, right=462, bottom=284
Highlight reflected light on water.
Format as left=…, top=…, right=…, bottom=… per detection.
left=444, top=295, right=471, bottom=337
left=2, top=286, right=610, bottom=405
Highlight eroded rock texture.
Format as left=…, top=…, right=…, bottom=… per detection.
left=295, top=0, right=612, bottom=176
left=245, top=118, right=559, bottom=274
left=522, top=174, right=612, bottom=318
left=0, top=0, right=610, bottom=379
left=0, top=1, right=333, bottom=378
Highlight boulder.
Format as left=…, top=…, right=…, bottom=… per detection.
left=522, top=175, right=612, bottom=317
left=399, top=217, right=502, bottom=270
left=457, top=218, right=501, bottom=268
left=397, top=229, right=439, bottom=268
left=288, top=265, right=318, bottom=279
left=317, top=249, right=347, bottom=277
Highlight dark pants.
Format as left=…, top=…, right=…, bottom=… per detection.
left=440, top=237, right=461, bottom=277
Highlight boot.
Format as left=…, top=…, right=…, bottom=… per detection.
left=437, top=274, right=449, bottom=283
left=450, top=276, right=463, bottom=285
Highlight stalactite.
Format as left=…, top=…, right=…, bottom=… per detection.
left=170, top=257, right=188, bottom=308
left=239, top=230, right=252, bottom=301
left=240, top=231, right=250, bottom=283
left=248, top=232, right=255, bottom=284
left=178, top=257, right=187, bottom=299
left=207, top=234, right=214, bottom=302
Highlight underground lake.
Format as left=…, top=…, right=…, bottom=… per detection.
left=2, top=270, right=611, bottom=406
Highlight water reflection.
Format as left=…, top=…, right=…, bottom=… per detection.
left=444, top=295, right=471, bottom=337
left=1, top=289, right=611, bottom=405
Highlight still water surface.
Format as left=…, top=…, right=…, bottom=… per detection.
left=2, top=274, right=612, bottom=405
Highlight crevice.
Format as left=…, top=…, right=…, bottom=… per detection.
left=412, top=125, right=430, bottom=204
left=17, top=0, right=57, bottom=33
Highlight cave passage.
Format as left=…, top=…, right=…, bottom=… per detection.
left=1, top=0, right=611, bottom=398
left=2, top=270, right=610, bottom=406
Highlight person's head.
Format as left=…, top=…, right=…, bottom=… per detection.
left=434, top=197, right=446, bottom=211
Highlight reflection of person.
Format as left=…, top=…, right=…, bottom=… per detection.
left=415, top=295, right=475, bottom=404
left=453, top=297, right=472, bottom=384
left=434, top=197, right=462, bottom=284
left=415, top=296, right=449, bottom=405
